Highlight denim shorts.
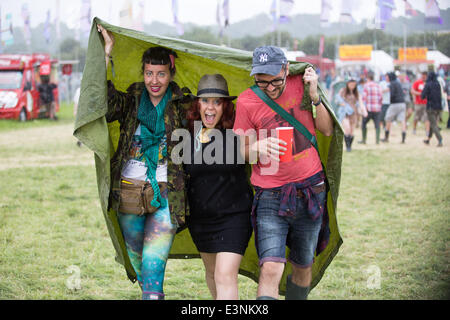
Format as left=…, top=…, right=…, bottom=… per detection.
left=254, top=185, right=325, bottom=268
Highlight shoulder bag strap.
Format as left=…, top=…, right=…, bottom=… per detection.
left=250, top=85, right=319, bottom=152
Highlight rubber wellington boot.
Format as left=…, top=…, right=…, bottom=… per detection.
left=358, top=128, right=367, bottom=144
left=256, top=296, right=277, bottom=300
left=344, top=135, right=351, bottom=152
left=349, top=135, right=354, bottom=150
left=381, top=130, right=389, bottom=143
left=285, top=275, right=309, bottom=300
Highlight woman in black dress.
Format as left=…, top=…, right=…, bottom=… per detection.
left=184, top=74, right=253, bottom=299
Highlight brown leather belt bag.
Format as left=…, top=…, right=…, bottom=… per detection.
left=118, top=177, right=167, bottom=215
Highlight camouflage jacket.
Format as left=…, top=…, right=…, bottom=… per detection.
left=106, top=80, right=191, bottom=229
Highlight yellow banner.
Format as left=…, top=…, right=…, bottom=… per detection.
left=339, top=45, right=373, bottom=61
left=398, top=47, right=428, bottom=61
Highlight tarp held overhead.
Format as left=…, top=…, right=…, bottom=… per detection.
left=74, top=17, right=344, bottom=295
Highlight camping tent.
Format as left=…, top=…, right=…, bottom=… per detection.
left=73, top=17, right=343, bottom=296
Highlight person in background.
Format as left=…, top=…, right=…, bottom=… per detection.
left=356, top=77, right=367, bottom=128
left=359, top=72, right=382, bottom=145
left=184, top=74, right=253, bottom=300
left=399, top=72, right=413, bottom=126
left=38, top=74, right=58, bottom=120
left=381, top=72, right=406, bottom=144
left=436, top=72, right=447, bottom=127
left=421, top=71, right=443, bottom=147
left=325, top=72, right=332, bottom=90
left=337, top=79, right=367, bottom=151
left=445, top=77, right=450, bottom=129
left=379, top=74, right=390, bottom=130
left=411, top=71, right=429, bottom=136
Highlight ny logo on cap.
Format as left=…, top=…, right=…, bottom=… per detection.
left=259, top=53, right=268, bottom=63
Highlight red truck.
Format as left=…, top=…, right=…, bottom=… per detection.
left=0, top=53, right=59, bottom=121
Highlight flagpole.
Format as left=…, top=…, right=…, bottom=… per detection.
left=403, top=21, right=406, bottom=73
left=269, top=0, right=277, bottom=46
left=0, top=6, right=2, bottom=54
left=56, top=0, right=61, bottom=62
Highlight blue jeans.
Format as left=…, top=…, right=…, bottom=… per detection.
left=254, top=187, right=325, bottom=268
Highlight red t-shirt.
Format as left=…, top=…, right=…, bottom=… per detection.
left=412, top=79, right=427, bottom=105
left=233, top=74, right=322, bottom=188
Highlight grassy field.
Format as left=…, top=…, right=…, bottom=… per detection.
left=0, top=103, right=449, bottom=300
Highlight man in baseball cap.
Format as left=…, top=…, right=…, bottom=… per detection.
left=233, top=46, right=335, bottom=300
left=250, top=46, right=288, bottom=77
left=250, top=46, right=289, bottom=100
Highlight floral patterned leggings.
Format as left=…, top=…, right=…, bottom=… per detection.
left=118, top=190, right=176, bottom=300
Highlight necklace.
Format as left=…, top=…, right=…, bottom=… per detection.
left=199, top=128, right=212, bottom=143
left=194, top=125, right=212, bottom=153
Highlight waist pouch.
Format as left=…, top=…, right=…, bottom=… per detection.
left=118, top=177, right=167, bottom=215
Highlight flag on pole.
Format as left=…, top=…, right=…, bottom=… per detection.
left=1, top=12, right=14, bottom=47
left=172, top=0, right=184, bottom=36
left=404, top=0, right=417, bottom=16
left=339, top=0, right=354, bottom=23
left=425, top=0, right=442, bottom=24
left=119, top=0, right=133, bottom=29
left=279, top=0, right=294, bottom=24
left=55, top=0, right=60, bottom=42
left=375, top=0, right=395, bottom=29
left=21, top=4, right=31, bottom=46
left=223, top=0, right=230, bottom=27
left=270, top=0, right=277, bottom=32
left=320, top=0, right=333, bottom=27
left=319, top=35, right=325, bottom=56
left=80, top=0, right=92, bottom=34
left=44, top=10, right=51, bottom=44
left=0, top=6, right=2, bottom=52
left=216, top=0, right=224, bottom=37
left=134, top=1, right=145, bottom=32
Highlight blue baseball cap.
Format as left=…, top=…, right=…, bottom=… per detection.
left=250, top=46, right=287, bottom=76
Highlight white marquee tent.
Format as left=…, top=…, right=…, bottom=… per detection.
left=335, top=50, right=394, bottom=80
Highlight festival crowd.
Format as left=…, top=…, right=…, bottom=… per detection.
left=323, top=67, right=449, bottom=151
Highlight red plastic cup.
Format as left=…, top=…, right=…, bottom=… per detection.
left=276, top=127, right=293, bottom=162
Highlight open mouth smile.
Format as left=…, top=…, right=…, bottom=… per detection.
left=204, top=112, right=216, bottom=125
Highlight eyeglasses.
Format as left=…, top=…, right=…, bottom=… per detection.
left=254, top=66, right=287, bottom=89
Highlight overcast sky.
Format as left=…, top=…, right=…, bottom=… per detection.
left=2, top=0, right=449, bottom=29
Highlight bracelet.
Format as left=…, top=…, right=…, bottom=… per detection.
left=312, top=95, right=321, bottom=106
left=106, top=55, right=116, bottom=78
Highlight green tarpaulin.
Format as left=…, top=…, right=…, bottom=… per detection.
left=73, top=17, right=343, bottom=296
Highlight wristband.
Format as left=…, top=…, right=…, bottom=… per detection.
left=312, top=95, right=321, bottom=106
left=311, top=96, right=321, bottom=119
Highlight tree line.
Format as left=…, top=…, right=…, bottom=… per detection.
left=3, top=25, right=448, bottom=71
left=180, top=27, right=450, bottom=60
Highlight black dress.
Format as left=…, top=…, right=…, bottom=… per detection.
left=184, top=128, right=253, bottom=255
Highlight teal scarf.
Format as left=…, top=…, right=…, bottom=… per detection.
left=136, top=86, right=172, bottom=209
